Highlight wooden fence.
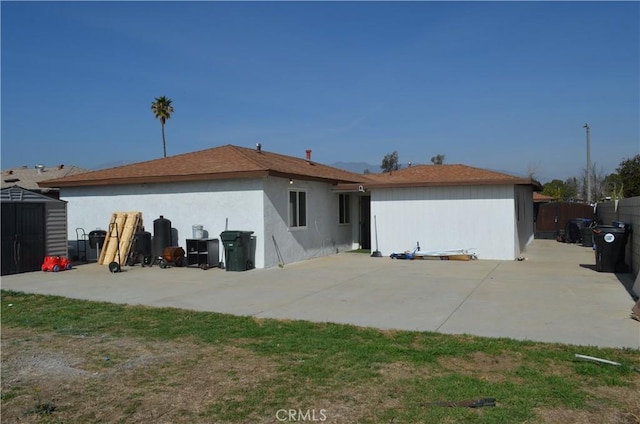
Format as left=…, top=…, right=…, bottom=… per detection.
left=535, top=202, right=595, bottom=240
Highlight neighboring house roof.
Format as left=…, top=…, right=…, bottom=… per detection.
left=533, top=192, right=556, bottom=202
left=337, top=164, right=542, bottom=190
left=39, top=144, right=367, bottom=188
left=1, top=164, right=89, bottom=192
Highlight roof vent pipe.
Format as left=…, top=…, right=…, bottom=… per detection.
left=256, top=143, right=262, bottom=152
left=35, top=164, right=45, bottom=174
left=306, top=149, right=312, bottom=161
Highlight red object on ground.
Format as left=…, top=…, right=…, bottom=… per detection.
left=41, top=256, right=72, bottom=272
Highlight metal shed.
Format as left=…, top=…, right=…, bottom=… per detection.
left=1, top=186, right=68, bottom=275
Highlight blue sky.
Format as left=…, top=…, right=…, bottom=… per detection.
left=2, top=1, right=638, bottom=183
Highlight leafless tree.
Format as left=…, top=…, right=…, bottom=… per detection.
left=580, top=163, right=606, bottom=201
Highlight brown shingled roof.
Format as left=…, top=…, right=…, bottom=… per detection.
left=533, top=192, right=556, bottom=202
left=337, top=164, right=541, bottom=190
left=39, top=144, right=367, bottom=188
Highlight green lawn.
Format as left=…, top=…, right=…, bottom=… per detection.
left=1, top=289, right=638, bottom=423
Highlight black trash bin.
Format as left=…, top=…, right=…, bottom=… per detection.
left=592, top=225, right=628, bottom=272
left=580, top=221, right=595, bottom=247
left=220, top=231, right=254, bottom=271
left=564, top=218, right=593, bottom=243
left=581, top=226, right=593, bottom=247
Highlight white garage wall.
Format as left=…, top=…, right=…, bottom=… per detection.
left=61, top=179, right=265, bottom=267
left=263, top=176, right=354, bottom=268
left=371, top=185, right=518, bottom=260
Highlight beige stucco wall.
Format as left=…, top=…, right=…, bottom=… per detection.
left=262, top=176, right=355, bottom=268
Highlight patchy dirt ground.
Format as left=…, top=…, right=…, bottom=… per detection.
left=2, top=326, right=639, bottom=423
left=1, top=327, right=282, bottom=423
left=2, top=327, right=403, bottom=423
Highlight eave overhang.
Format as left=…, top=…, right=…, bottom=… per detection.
left=39, top=169, right=363, bottom=189
left=336, top=178, right=542, bottom=192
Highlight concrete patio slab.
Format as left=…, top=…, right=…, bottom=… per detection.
left=2, top=239, right=638, bottom=349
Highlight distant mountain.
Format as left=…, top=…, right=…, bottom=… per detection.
left=331, top=161, right=378, bottom=174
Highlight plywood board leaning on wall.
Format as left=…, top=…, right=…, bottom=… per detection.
left=98, top=212, right=143, bottom=266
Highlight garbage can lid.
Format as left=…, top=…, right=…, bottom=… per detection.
left=593, top=225, right=627, bottom=234
left=612, top=221, right=631, bottom=230
left=221, top=230, right=254, bottom=236
left=221, top=230, right=253, bottom=241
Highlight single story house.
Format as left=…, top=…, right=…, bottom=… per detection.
left=40, top=144, right=540, bottom=268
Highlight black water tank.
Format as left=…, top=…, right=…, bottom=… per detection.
left=153, top=216, right=172, bottom=257
left=134, top=230, right=152, bottom=256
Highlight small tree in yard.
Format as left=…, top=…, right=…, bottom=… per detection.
left=603, top=173, right=624, bottom=200
left=616, top=154, right=640, bottom=197
left=542, top=179, right=576, bottom=200
left=565, top=177, right=579, bottom=199
left=381, top=151, right=400, bottom=173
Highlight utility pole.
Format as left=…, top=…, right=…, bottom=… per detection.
left=583, top=123, right=591, bottom=203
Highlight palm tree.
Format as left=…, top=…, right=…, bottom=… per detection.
left=151, top=96, right=174, bottom=158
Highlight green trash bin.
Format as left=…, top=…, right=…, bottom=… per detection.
left=220, top=231, right=254, bottom=271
